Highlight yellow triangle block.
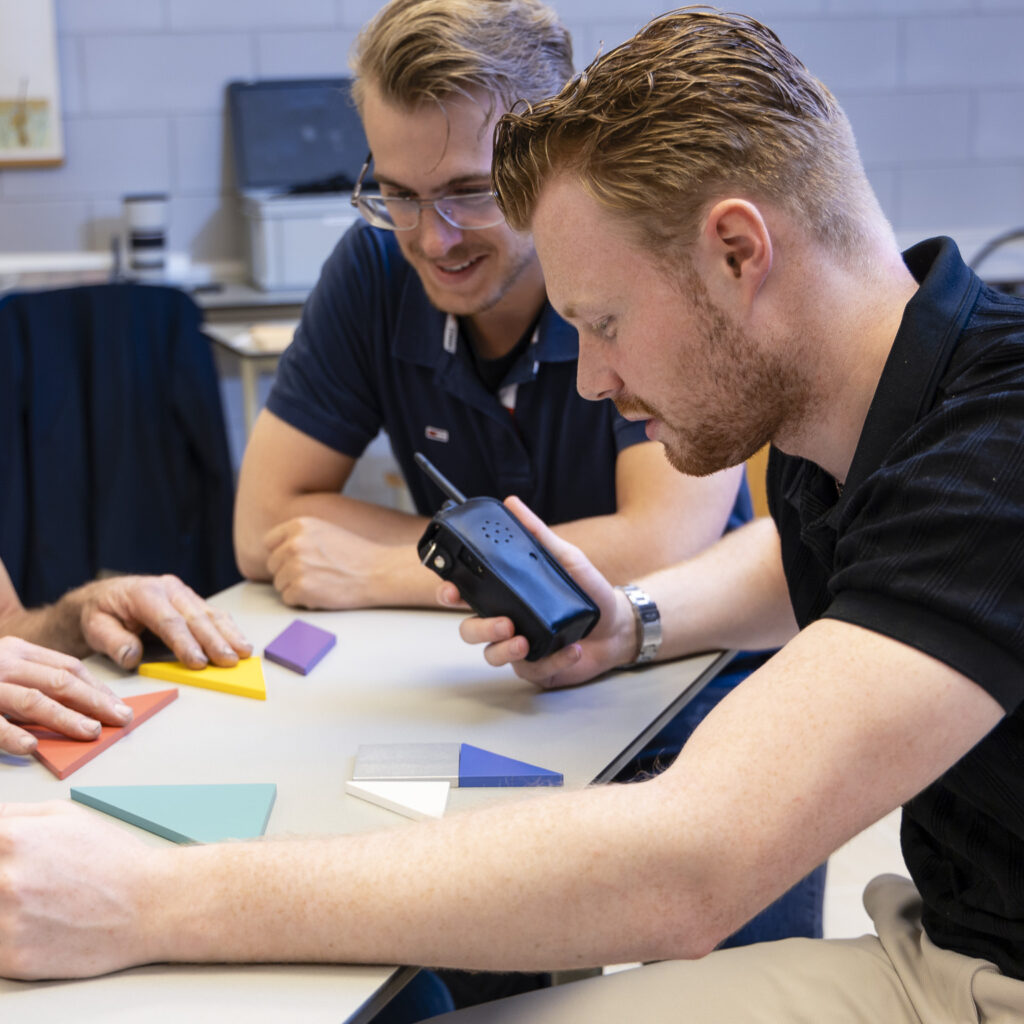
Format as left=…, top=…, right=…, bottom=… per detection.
left=138, top=656, right=266, bottom=700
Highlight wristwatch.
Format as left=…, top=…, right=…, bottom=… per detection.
left=616, top=584, right=662, bottom=667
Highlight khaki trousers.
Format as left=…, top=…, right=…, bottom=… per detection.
left=434, top=875, right=1024, bottom=1023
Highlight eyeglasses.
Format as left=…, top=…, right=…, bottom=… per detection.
left=350, top=153, right=505, bottom=231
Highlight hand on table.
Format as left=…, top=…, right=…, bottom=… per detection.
left=74, top=575, right=251, bottom=671
left=264, top=516, right=412, bottom=609
left=0, top=637, right=133, bottom=755
left=0, top=801, right=158, bottom=979
left=437, top=497, right=639, bottom=690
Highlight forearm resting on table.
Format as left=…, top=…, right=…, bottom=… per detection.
left=113, top=625, right=958, bottom=977
left=236, top=490, right=429, bottom=581
left=0, top=588, right=89, bottom=659
left=141, top=781, right=725, bottom=974
left=6, top=620, right=1001, bottom=982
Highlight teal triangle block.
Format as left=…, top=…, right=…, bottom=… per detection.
left=458, top=743, right=562, bottom=788
left=70, top=783, right=277, bottom=844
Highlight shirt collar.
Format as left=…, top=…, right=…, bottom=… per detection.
left=841, top=236, right=982, bottom=499
left=528, top=303, right=579, bottom=363
left=391, top=272, right=579, bottom=369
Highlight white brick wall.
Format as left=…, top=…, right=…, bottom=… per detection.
left=1, top=0, right=1022, bottom=262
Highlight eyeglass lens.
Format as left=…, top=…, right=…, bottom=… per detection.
left=358, top=193, right=502, bottom=230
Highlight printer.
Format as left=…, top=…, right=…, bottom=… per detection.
left=228, top=77, right=369, bottom=291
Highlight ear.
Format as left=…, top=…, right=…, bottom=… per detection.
left=698, top=199, right=773, bottom=306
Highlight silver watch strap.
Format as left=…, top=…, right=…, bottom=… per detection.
left=617, top=584, right=662, bottom=667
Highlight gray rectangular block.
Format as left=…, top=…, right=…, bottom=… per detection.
left=353, top=744, right=462, bottom=785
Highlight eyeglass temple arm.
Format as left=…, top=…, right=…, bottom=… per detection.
left=351, top=152, right=373, bottom=204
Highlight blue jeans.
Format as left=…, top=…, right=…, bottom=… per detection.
left=367, top=970, right=456, bottom=1024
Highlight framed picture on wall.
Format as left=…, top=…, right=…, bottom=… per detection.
left=0, top=0, right=63, bottom=167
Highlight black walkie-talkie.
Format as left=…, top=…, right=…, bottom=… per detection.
left=414, top=453, right=600, bottom=661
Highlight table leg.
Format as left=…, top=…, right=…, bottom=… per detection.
left=240, top=359, right=258, bottom=437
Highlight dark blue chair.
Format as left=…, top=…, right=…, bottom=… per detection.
left=0, top=283, right=239, bottom=604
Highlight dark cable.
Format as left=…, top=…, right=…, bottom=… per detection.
left=968, top=227, right=1024, bottom=272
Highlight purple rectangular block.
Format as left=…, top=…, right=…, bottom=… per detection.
left=264, top=619, right=336, bottom=675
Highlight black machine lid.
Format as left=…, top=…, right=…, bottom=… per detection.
left=227, top=77, right=371, bottom=195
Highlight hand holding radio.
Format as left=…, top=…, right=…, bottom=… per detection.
left=416, top=454, right=601, bottom=662
left=425, top=480, right=641, bottom=688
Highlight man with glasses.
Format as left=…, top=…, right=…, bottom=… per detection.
left=232, top=0, right=748, bottom=613
left=231, top=0, right=821, bottom=1000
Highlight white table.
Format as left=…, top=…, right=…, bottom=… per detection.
left=0, top=582, right=729, bottom=1021
left=203, top=320, right=297, bottom=436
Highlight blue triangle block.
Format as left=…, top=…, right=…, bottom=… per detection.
left=71, top=783, right=277, bottom=844
left=458, top=744, right=563, bottom=788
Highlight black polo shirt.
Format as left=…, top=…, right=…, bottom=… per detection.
left=767, top=237, right=1024, bottom=977
left=270, top=221, right=751, bottom=527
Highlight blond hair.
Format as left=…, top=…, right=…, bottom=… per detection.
left=350, top=0, right=572, bottom=120
left=493, top=6, right=878, bottom=258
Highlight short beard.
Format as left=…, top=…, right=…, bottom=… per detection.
left=618, top=269, right=809, bottom=478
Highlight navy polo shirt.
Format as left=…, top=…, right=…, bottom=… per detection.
left=269, top=221, right=750, bottom=527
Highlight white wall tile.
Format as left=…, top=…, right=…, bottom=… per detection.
left=905, top=15, right=1024, bottom=86
left=825, top=0, right=974, bottom=10
left=254, top=30, right=359, bottom=78
left=169, top=0, right=336, bottom=31
left=0, top=200, right=95, bottom=251
left=974, top=89, right=1024, bottom=160
left=173, top=113, right=236, bottom=194
left=558, top=20, right=587, bottom=67
left=56, top=0, right=165, bottom=34
left=572, top=22, right=647, bottom=67
left=896, top=163, right=1024, bottom=232
left=56, top=34, right=84, bottom=117
left=864, top=166, right=900, bottom=225
left=544, top=0, right=661, bottom=17
left=737, top=0, right=829, bottom=18
left=87, top=197, right=126, bottom=253
left=842, top=92, right=972, bottom=164
left=1, top=117, right=171, bottom=199
left=169, top=193, right=243, bottom=261
left=82, top=34, right=254, bottom=114
left=2, top=0, right=1021, bottom=267
left=773, top=19, right=901, bottom=91
left=336, top=0, right=388, bottom=29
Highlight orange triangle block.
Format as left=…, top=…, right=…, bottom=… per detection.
left=138, top=656, right=266, bottom=700
left=28, top=688, right=178, bottom=780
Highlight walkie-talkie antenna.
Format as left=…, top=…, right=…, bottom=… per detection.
left=414, top=452, right=467, bottom=505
